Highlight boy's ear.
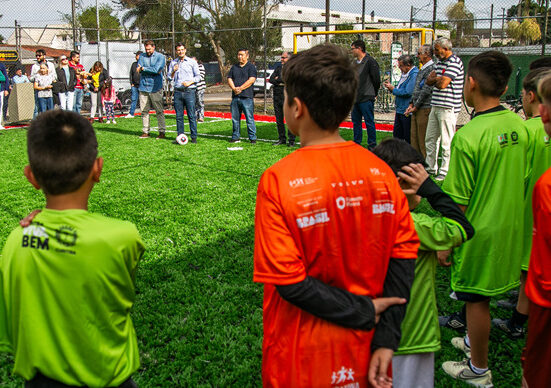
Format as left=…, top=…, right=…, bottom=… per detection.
left=467, top=76, right=476, bottom=92
left=527, top=90, right=537, bottom=104
left=24, top=165, right=41, bottom=190
left=91, top=157, right=104, bottom=183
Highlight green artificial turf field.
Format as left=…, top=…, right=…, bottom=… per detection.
left=0, top=114, right=524, bottom=387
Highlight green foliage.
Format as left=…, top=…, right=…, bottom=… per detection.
left=79, top=5, right=124, bottom=41
left=0, top=117, right=524, bottom=387
left=446, top=0, right=475, bottom=47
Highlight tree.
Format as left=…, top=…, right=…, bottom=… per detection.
left=118, top=0, right=283, bottom=77
left=78, top=5, right=124, bottom=41
left=446, top=0, right=474, bottom=47
left=507, top=18, right=542, bottom=44
left=507, top=0, right=550, bottom=43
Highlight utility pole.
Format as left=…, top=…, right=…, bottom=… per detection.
left=325, top=0, right=330, bottom=43
left=361, top=0, right=366, bottom=30
left=409, top=6, right=414, bottom=53
left=432, top=0, right=437, bottom=33
left=72, top=0, right=78, bottom=50
left=502, top=8, right=506, bottom=44
left=543, top=0, right=549, bottom=55
left=171, top=0, right=175, bottom=58
left=96, top=0, right=100, bottom=61
left=489, top=4, right=494, bottom=47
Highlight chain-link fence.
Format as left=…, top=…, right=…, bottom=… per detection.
left=1, top=0, right=550, bottom=114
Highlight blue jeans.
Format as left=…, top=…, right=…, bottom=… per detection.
left=351, top=100, right=376, bottom=148
left=38, top=97, right=53, bottom=113
left=33, top=91, right=39, bottom=118
left=173, top=89, right=197, bottom=138
left=73, top=88, right=84, bottom=114
left=231, top=97, right=256, bottom=141
left=129, top=86, right=139, bottom=116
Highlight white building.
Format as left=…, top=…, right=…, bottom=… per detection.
left=267, top=4, right=428, bottom=52
left=7, top=24, right=74, bottom=51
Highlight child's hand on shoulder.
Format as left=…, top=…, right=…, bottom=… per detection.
left=397, top=163, right=428, bottom=195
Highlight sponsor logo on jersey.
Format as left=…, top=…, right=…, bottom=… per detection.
left=336, top=196, right=364, bottom=210
left=544, top=134, right=550, bottom=146
left=56, top=226, right=77, bottom=247
left=372, top=201, right=395, bottom=215
left=21, top=223, right=49, bottom=250
left=331, top=366, right=358, bottom=387
left=289, top=177, right=319, bottom=188
left=497, top=133, right=508, bottom=147
left=331, top=180, right=364, bottom=188
left=296, top=211, right=330, bottom=228
left=511, top=131, right=519, bottom=145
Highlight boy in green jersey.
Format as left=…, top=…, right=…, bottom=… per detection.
left=0, top=110, right=145, bottom=387
left=441, top=51, right=531, bottom=387
left=493, top=68, right=551, bottom=339
left=373, top=138, right=474, bottom=388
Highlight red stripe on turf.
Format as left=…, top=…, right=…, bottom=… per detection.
left=2, top=110, right=393, bottom=132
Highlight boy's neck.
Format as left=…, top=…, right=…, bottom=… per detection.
left=525, top=103, right=541, bottom=118
left=472, top=95, right=501, bottom=113
left=45, top=186, right=91, bottom=211
left=298, top=123, right=345, bottom=147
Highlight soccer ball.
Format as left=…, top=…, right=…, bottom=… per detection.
left=176, top=133, right=188, bottom=145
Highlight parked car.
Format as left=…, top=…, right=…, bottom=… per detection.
left=253, top=69, right=274, bottom=96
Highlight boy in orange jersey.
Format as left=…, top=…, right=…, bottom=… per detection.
left=253, top=44, right=420, bottom=388
left=522, top=72, right=551, bottom=387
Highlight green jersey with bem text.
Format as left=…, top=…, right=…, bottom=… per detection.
left=395, top=212, right=466, bottom=355
left=522, top=117, right=551, bottom=270
left=443, top=108, right=531, bottom=296
left=0, top=209, right=145, bottom=386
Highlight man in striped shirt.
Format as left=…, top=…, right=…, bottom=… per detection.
left=193, top=57, right=206, bottom=122
left=425, top=38, right=464, bottom=181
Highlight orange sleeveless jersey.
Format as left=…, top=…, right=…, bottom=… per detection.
left=253, top=141, right=419, bottom=387
left=526, top=168, right=551, bottom=308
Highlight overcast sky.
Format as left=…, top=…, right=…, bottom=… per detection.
left=0, top=0, right=522, bottom=38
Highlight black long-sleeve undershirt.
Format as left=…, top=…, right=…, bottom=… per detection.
left=276, top=258, right=415, bottom=351
left=417, top=178, right=475, bottom=240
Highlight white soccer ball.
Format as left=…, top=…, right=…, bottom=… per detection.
left=176, top=133, right=189, bottom=145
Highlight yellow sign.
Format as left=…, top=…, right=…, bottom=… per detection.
left=0, top=51, right=20, bottom=62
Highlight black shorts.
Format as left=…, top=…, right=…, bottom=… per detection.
left=453, top=291, right=490, bottom=303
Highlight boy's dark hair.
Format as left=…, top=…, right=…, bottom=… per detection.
left=282, top=44, right=357, bottom=130
left=175, top=42, right=186, bottom=49
left=70, top=50, right=79, bottom=59
left=538, top=72, right=551, bottom=105
left=467, top=51, right=512, bottom=97
left=523, top=68, right=551, bottom=98
left=372, top=138, right=426, bottom=175
left=35, top=49, right=46, bottom=56
left=144, top=40, right=155, bottom=46
left=529, top=57, right=551, bottom=70
left=351, top=39, right=366, bottom=53
left=27, top=110, right=98, bottom=196
left=238, top=48, right=249, bottom=54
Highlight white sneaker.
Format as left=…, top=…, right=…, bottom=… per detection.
left=125, top=114, right=134, bottom=118
left=442, top=359, right=493, bottom=387
left=106, top=120, right=111, bottom=124
left=112, top=120, right=117, bottom=124
left=451, top=337, right=471, bottom=358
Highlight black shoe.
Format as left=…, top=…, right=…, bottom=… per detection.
left=250, top=140, right=257, bottom=144
left=190, top=138, right=197, bottom=144
left=288, top=142, right=295, bottom=147
left=439, top=311, right=467, bottom=333
left=492, top=318, right=526, bottom=339
left=273, top=140, right=286, bottom=146
left=229, top=138, right=241, bottom=143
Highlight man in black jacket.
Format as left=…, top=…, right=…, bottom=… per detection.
left=269, top=51, right=296, bottom=146
left=351, top=40, right=380, bottom=150
left=125, top=51, right=142, bottom=118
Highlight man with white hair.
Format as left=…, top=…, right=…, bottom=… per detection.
left=425, top=38, right=464, bottom=181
